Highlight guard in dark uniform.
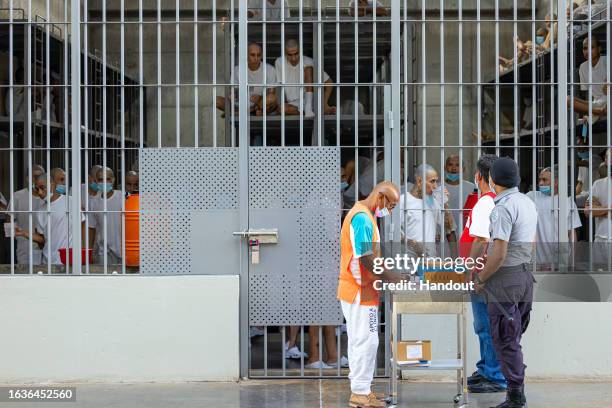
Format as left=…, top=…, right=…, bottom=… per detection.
left=473, top=157, right=538, bottom=408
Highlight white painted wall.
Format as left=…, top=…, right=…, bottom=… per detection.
left=0, top=275, right=240, bottom=384
left=402, top=303, right=612, bottom=381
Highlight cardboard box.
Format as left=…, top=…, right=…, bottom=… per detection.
left=396, top=340, right=432, bottom=362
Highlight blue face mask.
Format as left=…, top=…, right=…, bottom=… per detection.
left=539, top=185, right=552, bottom=195
left=577, top=151, right=590, bottom=160
left=581, top=124, right=588, bottom=140
left=536, top=36, right=545, bottom=45
left=340, top=181, right=349, bottom=190
left=89, top=182, right=98, bottom=192
left=55, top=185, right=66, bottom=195
left=98, top=183, right=113, bottom=193
left=446, top=173, right=460, bottom=182
left=425, top=195, right=435, bottom=207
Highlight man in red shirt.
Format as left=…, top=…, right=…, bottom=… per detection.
left=460, top=155, right=507, bottom=393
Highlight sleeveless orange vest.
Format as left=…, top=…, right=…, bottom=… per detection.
left=337, top=202, right=381, bottom=306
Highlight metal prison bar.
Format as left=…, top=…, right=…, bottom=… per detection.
left=0, top=0, right=608, bottom=379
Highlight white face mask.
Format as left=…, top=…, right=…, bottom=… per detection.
left=488, top=181, right=496, bottom=193
left=375, top=207, right=390, bottom=218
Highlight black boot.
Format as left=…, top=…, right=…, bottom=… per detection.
left=490, top=387, right=526, bottom=408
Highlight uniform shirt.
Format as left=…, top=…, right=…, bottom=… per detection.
left=349, top=212, right=380, bottom=285
left=400, top=192, right=444, bottom=247
left=274, top=55, right=330, bottom=105
left=488, top=187, right=538, bottom=267
left=232, top=63, right=277, bottom=110
left=590, top=177, right=612, bottom=240
left=88, top=191, right=123, bottom=260
left=527, top=191, right=582, bottom=263
left=445, top=180, right=476, bottom=237
left=80, top=183, right=99, bottom=210
left=8, top=188, right=44, bottom=264
left=36, top=195, right=82, bottom=265
left=579, top=56, right=607, bottom=100
left=248, top=0, right=290, bottom=20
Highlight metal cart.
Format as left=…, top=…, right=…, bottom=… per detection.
left=388, top=290, right=469, bottom=407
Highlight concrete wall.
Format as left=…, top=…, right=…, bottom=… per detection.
left=0, top=275, right=240, bottom=383
left=402, top=302, right=612, bottom=381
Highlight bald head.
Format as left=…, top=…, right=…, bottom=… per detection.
left=125, top=171, right=139, bottom=193
left=367, top=181, right=400, bottom=215
left=285, top=39, right=301, bottom=66
left=247, top=43, right=263, bottom=71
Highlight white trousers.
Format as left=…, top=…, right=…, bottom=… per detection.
left=341, top=292, right=379, bottom=395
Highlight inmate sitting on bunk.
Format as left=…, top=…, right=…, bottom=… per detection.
left=216, top=43, right=279, bottom=116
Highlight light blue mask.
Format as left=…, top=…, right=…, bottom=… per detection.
left=539, top=185, right=552, bottom=195
left=375, top=207, right=390, bottom=218
left=577, top=151, right=590, bottom=160
left=340, top=181, right=349, bottom=190
left=98, top=183, right=113, bottom=193
left=425, top=195, right=435, bottom=207
left=55, top=185, right=66, bottom=195
left=89, top=182, right=98, bottom=192
left=536, top=36, right=545, bottom=45
left=582, top=123, right=588, bottom=140
left=446, top=173, right=460, bottom=182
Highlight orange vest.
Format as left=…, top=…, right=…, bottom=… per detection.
left=337, top=202, right=381, bottom=306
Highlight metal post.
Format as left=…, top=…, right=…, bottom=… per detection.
left=238, top=0, right=249, bottom=379
left=557, top=0, right=569, bottom=242
left=71, top=0, right=82, bottom=271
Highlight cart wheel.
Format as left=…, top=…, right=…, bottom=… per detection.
left=453, top=394, right=461, bottom=405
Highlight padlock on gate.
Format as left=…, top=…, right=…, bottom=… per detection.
left=249, top=238, right=260, bottom=264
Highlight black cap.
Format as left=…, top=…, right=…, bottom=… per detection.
left=491, top=157, right=520, bottom=188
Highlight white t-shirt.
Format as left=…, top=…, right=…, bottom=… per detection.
left=36, top=195, right=79, bottom=265
left=527, top=191, right=582, bottom=262
left=4, top=88, right=25, bottom=119
left=8, top=188, right=44, bottom=264
left=590, top=177, right=612, bottom=240
left=445, top=180, right=476, bottom=237
left=579, top=56, right=607, bottom=100
left=527, top=191, right=581, bottom=241
left=465, top=194, right=496, bottom=240
left=81, top=183, right=99, bottom=210
left=274, top=55, right=330, bottom=105
left=88, top=191, right=123, bottom=260
left=400, top=191, right=443, bottom=245
left=234, top=62, right=277, bottom=108
left=248, top=0, right=290, bottom=20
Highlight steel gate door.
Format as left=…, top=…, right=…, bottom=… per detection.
left=246, top=147, right=343, bottom=327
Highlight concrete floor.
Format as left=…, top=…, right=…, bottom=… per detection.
left=1, top=380, right=610, bottom=408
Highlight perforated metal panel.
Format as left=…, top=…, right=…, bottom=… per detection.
left=249, top=147, right=342, bottom=325
left=140, top=148, right=239, bottom=275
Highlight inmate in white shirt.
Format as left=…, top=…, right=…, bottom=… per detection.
left=8, top=188, right=44, bottom=264
left=590, top=177, right=612, bottom=240
left=248, top=0, right=290, bottom=20
left=36, top=195, right=82, bottom=265
left=400, top=192, right=444, bottom=244
left=88, top=191, right=123, bottom=260
left=579, top=56, right=607, bottom=100
left=274, top=55, right=330, bottom=105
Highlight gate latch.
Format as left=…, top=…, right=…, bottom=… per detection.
left=232, top=228, right=278, bottom=244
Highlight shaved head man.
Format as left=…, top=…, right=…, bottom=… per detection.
left=125, top=171, right=139, bottom=194
left=275, top=39, right=337, bottom=117
left=216, top=43, right=278, bottom=116
left=88, top=167, right=123, bottom=265
left=337, top=181, right=400, bottom=407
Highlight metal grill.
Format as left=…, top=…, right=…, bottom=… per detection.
left=0, top=0, right=609, bottom=380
